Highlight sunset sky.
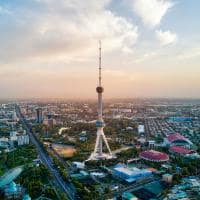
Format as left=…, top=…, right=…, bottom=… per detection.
left=0, top=0, right=200, bottom=99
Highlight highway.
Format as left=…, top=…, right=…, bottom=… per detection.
left=16, top=105, right=76, bottom=200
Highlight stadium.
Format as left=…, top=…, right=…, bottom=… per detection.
left=139, top=150, right=169, bottom=162
left=169, top=146, right=195, bottom=156
left=165, top=133, right=193, bottom=147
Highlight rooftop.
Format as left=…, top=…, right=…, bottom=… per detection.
left=167, top=133, right=188, bottom=143
left=139, top=150, right=169, bottom=162
left=114, top=165, right=151, bottom=177
left=169, top=146, right=195, bottom=155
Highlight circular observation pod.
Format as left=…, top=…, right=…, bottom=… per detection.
left=96, top=86, right=104, bottom=93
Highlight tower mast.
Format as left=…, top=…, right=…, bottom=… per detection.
left=99, top=40, right=102, bottom=87
left=98, top=41, right=103, bottom=121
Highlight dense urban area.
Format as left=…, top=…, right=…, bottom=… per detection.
left=0, top=98, right=200, bottom=200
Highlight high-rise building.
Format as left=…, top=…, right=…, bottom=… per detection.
left=47, top=113, right=55, bottom=127
left=138, top=125, right=145, bottom=134
left=36, top=108, right=43, bottom=123
left=12, top=110, right=18, bottom=122
left=88, top=41, right=115, bottom=161
left=17, top=135, right=30, bottom=146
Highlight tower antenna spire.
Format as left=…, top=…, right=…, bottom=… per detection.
left=99, top=40, right=102, bottom=86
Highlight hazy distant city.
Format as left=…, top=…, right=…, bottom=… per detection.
left=0, top=98, right=200, bottom=200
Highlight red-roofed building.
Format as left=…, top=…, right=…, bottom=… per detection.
left=139, top=150, right=169, bottom=162
left=167, top=133, right=186, bottom=143
left=169, top=146, right=195, bottom=156
left=164, top=133, right=192, bottom=147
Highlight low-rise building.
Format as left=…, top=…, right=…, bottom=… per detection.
left=164, top=177, right=200, bottom=200
left=122, top=192, right=138, bottom=200
left=162, top=174, right=173, bottom=184
left=113, top=164, right=152, bottom=183
left=9, top=131, right=18, bottom=142
left=4, top=181, right=23, bottom=200
left=79, top=131, right=87, bottom=142
left=72, top=161, right=85, bottom=169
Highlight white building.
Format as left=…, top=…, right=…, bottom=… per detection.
left=138, top=125, right=145, bottom=134
left=72, top=162, right=85, bottom=169
left=10, top=131, right=18, bottom=142
left=0, top=137, right=9, bottom=148
left=17, top=135, right=30, bottom=146
left=12, top=111, right=18, bottom=122
left=148, top=140, right=155, bottom=149
left=0, top=137, right=9, bottom=142
left=162, top=174, right=173, bottom=184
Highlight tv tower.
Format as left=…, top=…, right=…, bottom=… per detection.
left=88, top=41, right=114, bottom=160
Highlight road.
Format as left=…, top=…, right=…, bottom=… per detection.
left=112, top=145, right=133, bottom=154
left=16, top=105, right=76, bottom=200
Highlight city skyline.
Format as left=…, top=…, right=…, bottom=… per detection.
left=0, top=0, right=200, bottom=99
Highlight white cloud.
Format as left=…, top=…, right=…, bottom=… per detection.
left=131, top=0, right=174, bottom=27
left=131, top=52, right=158, bottom=63
left=104, top=69, right=143, bottom=82
left=176, top=48, right=200, bottom=60
left=155, top=30, right=177, bottom=45
left=0, top=0, right=138, bottom=63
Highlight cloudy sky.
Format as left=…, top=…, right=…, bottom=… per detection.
left=0, top=0, right=199, bottom=99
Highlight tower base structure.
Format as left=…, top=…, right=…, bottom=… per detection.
left=87, top=127, right=116, bottom=161
left=88, top=153, right=115, bottom=161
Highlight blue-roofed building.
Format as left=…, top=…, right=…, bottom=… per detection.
left=4, top=181, right=23, bottom=199
left=113, top=164, right=152, bottom=183
left=23, top=194, right=31, bottom=200
left=168, top=117, right=193, bottom=122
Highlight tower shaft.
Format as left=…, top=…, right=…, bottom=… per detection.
left=98, top=41, right=103, bottom=121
